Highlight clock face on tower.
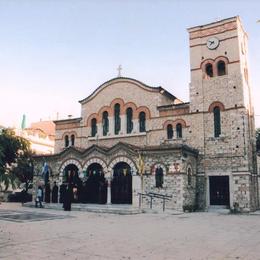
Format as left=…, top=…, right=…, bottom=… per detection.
left=206, top=37, right=220, bottom=50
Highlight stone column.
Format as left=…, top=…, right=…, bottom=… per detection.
left=132, top=174, right=142, bottom=207
left=120, top=115, right=126, bottom=134
left=107, top=177, right=112, bottom=204
left=109, top=117, right=114, bottom=136
left=133, top=119, right=139, bottom=133
left=97, top=123, right=102, bottom=137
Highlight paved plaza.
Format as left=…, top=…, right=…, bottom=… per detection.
left=0, top=203, right=260, bottom=260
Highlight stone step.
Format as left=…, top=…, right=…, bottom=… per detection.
left=23, top=202, right=143, bottom=215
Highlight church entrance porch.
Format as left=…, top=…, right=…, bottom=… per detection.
left=61, top=164, right=81, bottom=203
left=209, top=176, right=230, bottom=206
left=83, top=163, right=107, bottom=204
left=111, top=162, right=132, bottom=204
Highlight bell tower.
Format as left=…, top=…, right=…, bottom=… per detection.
left=187, top=17, right=258, bottom=212
left=188, top=16, right=252, bottom=114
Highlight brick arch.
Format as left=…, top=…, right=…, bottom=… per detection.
left=163, top=120, right=174, bottom=129
left=62, top=131, right=78, bottom=139
left=86, top=113, right=100, bottom=127
left=201, top=59, right=215, bottom=78
left=123, top=102, right=138, bottom=119
left=215, top=56, right=229, bottom=76
left=208, top=101, right=225, bottom=112
left=110, top=98, right=125, bottom=115
left=201, top=59, right=215, bottom=69
left=82, top=157, right=108, bottom=175
left=151, top=163, right=168, bottom=175
left=214, top=56, right=229, bottom=65
left=172, top=119, right=187, bottom=128
left=108, top=156, right=138, bottom=177
left=98, top=106, right=113, bottom=119
left=58, top=158, right=83, bottom=179
left=136, top=106, right=151, bottom=119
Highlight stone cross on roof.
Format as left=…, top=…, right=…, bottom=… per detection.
left=117, top=65, right=122, bottom=77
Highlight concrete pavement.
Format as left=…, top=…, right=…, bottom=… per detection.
left=0, top=203, right=260, bottom=260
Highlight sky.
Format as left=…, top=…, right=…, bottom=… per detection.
left=0, top=0, right=260, bottom=128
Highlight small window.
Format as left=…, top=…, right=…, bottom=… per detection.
left=71, top=134, right=75, bottom=146
left=217, top=61, right=226, bottom=76
left=102, top=111, right=109, bottom=136
left=114, top=104, right=121, bottom=135
left=167, top=124, right=173, bottom=139
left=65, top=135, right=69, bottom=147
left=139, top=112, right=146, bottom=132
left=213, top=106, right=221, bottom=137
left=187, top=168, right=192, bottom=186
left=126, top=107, right=133, bottom=134
left=155, top=167, right=164, bottom=188
left=176, top=123, right=182, bottom=138
left=205, top=63, right=213, bottom=77
left=91, top=118, right=97, bottom=137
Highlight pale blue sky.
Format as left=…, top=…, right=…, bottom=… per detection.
left=1, top=0, right=260, bottom=127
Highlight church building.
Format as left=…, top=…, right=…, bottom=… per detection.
left=34, top=16, right=259, bottom=212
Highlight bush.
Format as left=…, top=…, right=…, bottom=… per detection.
left=183, top=204, right=196, bottom=212
left=7, top=192, right=32, bottom=202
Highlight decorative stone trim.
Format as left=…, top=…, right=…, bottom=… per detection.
left=108, top=156, right=138, bottom=177
left=82, top=157, right=108, bottom=174
left=163, top=119, right=187, bottom=129
left=59, top=158, right=83, bottom=178
left=208, top=101, right=225, bottom=112
left=61, top=131, right=78, bottom=139
left=86, top=113, right=100, bottom=126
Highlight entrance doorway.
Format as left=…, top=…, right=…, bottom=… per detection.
left=84, top=163, right=107, bottom=204
left=209, top=176, right=230, bottom=206
left=111, top=162, right=132, bottom=204
left=62, top=164, right=81, bottom=203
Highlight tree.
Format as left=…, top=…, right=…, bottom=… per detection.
left=0, top=128, right=33, bottom=191
left=12, top=152, right=34, bottom=192
left=256, top=128, right=260, bottom=153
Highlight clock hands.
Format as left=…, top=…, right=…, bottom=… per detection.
left=207, top=37, right=219, bottom=49
left=209, top=40, right=215, bottom=46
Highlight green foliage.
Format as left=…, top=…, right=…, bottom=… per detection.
left=256, top=128, right=260, bottom=152
left=0, top=128, right=32, bottom=191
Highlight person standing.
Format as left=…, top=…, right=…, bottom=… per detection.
left=45, top=182, right=51, bottom=203
left=63, top=184, right=73, bottom=211
left=51, top=181, right=58, bottom=203
left=35, top=186, right=43, bottom=208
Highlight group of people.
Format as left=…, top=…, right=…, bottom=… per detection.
left=35, top=181, right=59, bottom=208
left=60, top=170, right=108, bottom=205
left=35, top=167, right=132, bottom=210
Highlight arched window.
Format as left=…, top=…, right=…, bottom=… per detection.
left=155, top=167, right=164, bottom=188
left=187, top=167, right=192, bottom=186
left=205, top=63, right=213, bottom=77
left=217, top=60, right=226, bottom=76
left=176, top=123, right=182, bottom=138
left=213, top=106, right=221, bottom=137
left=139, top=112, right=146, bottom=132
left=114, top=103, right=121, bottom=135
left=65, top=135, right=69, bottom=147
left=167, top=124, right=173, bottom=139
left=91, top=118, right=97, bottom=137
left=71, top=134, right=75, bottom=146
left=126, top=107, right=133, bottom=134
left=102, top=111, right=109, bottom=136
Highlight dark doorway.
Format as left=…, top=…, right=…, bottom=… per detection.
left=209, top=176, right=230, bottom=206
left=83, top=163, right=107, bottom=204
left=63, top=164, right=81, bottom=203
left=111, top=162, right=132, bottom=204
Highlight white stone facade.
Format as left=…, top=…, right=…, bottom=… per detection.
left=34, top=16, right=259, bottom=212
